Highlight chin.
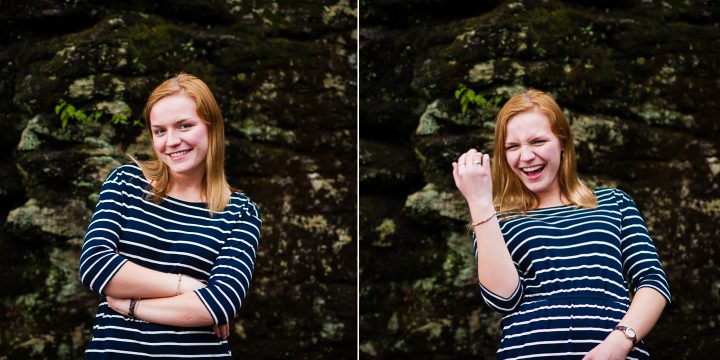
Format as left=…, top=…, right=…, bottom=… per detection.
left=521, top=181, right=549, bottom=195
left=163, top=161, right=189, bottom=174
left=170, top=166, right=195, bottom=175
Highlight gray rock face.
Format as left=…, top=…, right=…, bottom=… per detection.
left=360, top=1, right=719, bottom=359
left=0, top=2, right=356, bottom=359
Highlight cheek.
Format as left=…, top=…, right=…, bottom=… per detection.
left=152, top=137, right=164, bottom=152
left=506, top=152, right=519, bottom=167
left=189, top=127, right=209, bottom=144
left=190, top=133, right=208, bottom=150
left=548, top=146, right=562, bottom=163
left=199, top=134, right=211, bottom=151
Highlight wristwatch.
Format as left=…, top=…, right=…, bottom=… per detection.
left=614, top=325, right=637, bottom=345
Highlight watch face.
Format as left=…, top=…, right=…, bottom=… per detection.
left=625, top=328, right=636, bottom=338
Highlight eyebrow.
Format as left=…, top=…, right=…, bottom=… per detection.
left=505, top=134, right=549, bottom=144
left=150, top=118, right=197, bottom=128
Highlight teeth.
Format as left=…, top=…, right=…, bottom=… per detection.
left=522, top=165, right=543, bottom=172
left=169, top=150, right=190, bottom=157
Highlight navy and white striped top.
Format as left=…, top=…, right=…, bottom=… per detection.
left=79, top=164, right=261, bottom=359
left=473, top=188, right=670, bottom=359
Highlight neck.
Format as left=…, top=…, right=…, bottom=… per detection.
left=537, top=196, right=566, bottom=208
left=168, top=171, right=205, bottom=203
left=535, top=184, right=566, bottom=209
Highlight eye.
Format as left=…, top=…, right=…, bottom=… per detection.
left=532, top=139, right=547, bottom=145
left=179, top=122, right=194, bottom=130
left=505, top=144, right=519, bottom=151
left=152, top=128, right=166, bottom=136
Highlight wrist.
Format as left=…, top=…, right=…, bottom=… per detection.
left=468, top=202, right=495, bottom=223
left=128, top=298, right=139, bottom=319
left=609, top=327, right=635, bottom=350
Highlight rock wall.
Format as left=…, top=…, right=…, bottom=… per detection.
left=360, top=1, right=719, bottom=359
left=0, top=1, right=356, bottom=359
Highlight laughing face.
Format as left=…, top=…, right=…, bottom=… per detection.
left=149, top=93, right=209, bottom=180
left=504, top=109, right=563, bottom=204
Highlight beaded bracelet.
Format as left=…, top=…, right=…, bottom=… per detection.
left=176, top=273, right=183, bottom=296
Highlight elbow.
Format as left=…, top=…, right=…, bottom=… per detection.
left=79, top=267, right=98, bottom=293
left=480, top=281, right=524, bottom=314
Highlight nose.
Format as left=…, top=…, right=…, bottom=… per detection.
left=519, top=145, right=535, bottom=162
left=166, top=130, right=181, bottom=147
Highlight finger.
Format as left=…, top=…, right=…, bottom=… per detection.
left=212, top=326, right=220, bottom=338
left=467, top=149, right=478, bottom=165
left=223, top=324, right=230, bottom=339
left=483, top=153, right=491, bottom=168
left=458, top=152, right=468, bottom=166
left=467, top=152, right=482, bottom=167
left=452, top=162, right=464, bottom=189
left=476, top=152, right=484, bottom=165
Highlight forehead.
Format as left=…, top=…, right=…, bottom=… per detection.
left=149, top=94, right=199, bottom=126
left=505, top=110, right=553, bottom=140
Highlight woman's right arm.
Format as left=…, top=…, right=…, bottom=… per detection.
left=79, top=167, right=205, bottom=299
left=453, top=149, right=520, bottom=299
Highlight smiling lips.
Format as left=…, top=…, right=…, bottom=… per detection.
left=521, top=164, right=545, bottom=180
left=167, top=149, right=191, bottom=160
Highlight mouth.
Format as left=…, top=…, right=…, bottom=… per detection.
left=167, top=149, right=191, bottom=160
left=521, top=164, right=545, bottom=180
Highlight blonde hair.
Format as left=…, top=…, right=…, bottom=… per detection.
left=131, top=73, right=233, bottom=214
left=491, top=89, right=596, bottom=214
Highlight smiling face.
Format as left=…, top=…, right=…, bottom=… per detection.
left=149, top=93, right=209, bottom=181
left=504, top=109, right=563, bottom=205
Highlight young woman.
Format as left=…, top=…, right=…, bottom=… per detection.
left=452, top=89, right=670, bottom=359
left=79, top=73, right=261, bottom=358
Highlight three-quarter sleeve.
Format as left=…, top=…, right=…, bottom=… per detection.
left=194, top=199, right=262, bottom=325
left=473, top=231, right=525, bottom=314
left=79, top=167, right=129, bottom=295
left=616, top=189, right=672, bottom=304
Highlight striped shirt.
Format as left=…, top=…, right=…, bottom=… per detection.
left=79, top=164, right=261, bottom=359
left=473, top=188, right=671, bottom=359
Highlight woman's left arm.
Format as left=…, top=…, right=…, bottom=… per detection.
left=584, top=189, right=671, bottom=359
left=583, top=287, right=666, bottom=359
left=107, top=292, right=214, bottom=326
left=106, top=200, right=262, bottom=329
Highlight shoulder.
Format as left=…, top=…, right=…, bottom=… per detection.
left=593, top=187, right=634, bottom=203
left=106, top=163, right=143, bottom=180
left=102, top=163, right=149, bottom=189
left=228, top=191, right=262, bottom=222
left=592, top=188, right=643, bottom=219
